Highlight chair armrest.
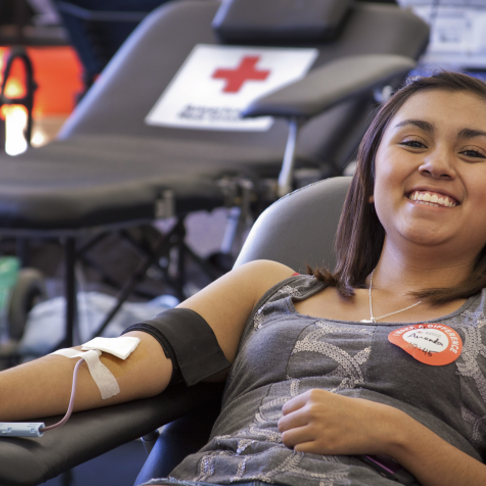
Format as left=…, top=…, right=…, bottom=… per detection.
left=242, top=54, right=416, bottom=120
left=0, top=382, right=223, bottom=486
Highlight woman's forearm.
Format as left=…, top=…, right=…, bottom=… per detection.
left=388, top=409, right=486, bottom=486
left=0, top=331, right=171, bottom=421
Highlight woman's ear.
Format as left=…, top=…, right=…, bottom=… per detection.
left=368, top=194, right=374, bottom=203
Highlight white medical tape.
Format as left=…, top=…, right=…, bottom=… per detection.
left=53, top=348, right=121, bottom=399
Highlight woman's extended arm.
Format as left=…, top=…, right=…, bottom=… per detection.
left=278, top=389, right=486, bottom=486
left=0, top=260, right=294, bottom=421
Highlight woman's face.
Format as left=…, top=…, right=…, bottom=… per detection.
left=373, top=89, right=486, bottom=261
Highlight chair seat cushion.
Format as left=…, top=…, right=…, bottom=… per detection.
left=0, top=134, right=305, bottom=232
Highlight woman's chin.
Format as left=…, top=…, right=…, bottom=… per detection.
left=393, top=225, right=454, bottom=248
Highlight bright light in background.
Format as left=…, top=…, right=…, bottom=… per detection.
left=0, top=76, right=28, bottom=156
left=0, top=46, right=84, bottom=154
left=31, top=129, right=46, bottom=147
left=4, top=106, right=28, bottom=156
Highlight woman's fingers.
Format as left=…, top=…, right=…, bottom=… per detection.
left=278, top=406, right=309, bottom=432
left=281, top=392, right=309, bottom=415
left=279, top=389, right=325, bottom=432
left=293, top=441, right=321, bottom=454
left=280, top=389, right=332, bottom=434
left=282, top=388, right=332, bottom=414
left=279, top=389, right=333, bottom=450
left=280, top=424, right=317, bottom=448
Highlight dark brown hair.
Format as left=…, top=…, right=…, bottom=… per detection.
left=311, top=71, right=486, bottom=304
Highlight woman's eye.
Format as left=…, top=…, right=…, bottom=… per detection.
left=400, top=140, right=425, bottom=149
left=461, top=148, right=486, bottom=159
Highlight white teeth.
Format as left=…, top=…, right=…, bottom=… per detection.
left=408, top=191, right=457, bottom=208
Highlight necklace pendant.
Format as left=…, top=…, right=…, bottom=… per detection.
left=360, top=319, right=375, bottom=323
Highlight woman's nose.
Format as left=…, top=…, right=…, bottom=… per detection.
left=418, top=147, right=456, bottom=180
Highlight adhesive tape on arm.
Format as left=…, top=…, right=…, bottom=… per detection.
left=53, top=348, right=120, bottom=399
left=52, top=337, right=140, bottom=399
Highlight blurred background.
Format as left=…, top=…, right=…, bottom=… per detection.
left=0, top=0, right=484, bottom=484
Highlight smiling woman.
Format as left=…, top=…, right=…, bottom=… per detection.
left=1, top=72, right=486, bottom=486
left=310, top=72, right=486, bottom=307
left=374, top=90, right=486, bottom=275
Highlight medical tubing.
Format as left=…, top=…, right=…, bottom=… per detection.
left=40, top=357, right=84, bottom=432
left=363, top=455, right=395, bottom=475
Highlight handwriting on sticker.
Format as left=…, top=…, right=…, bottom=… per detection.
left=388, top=324, right=463, bottom=366
left=403, top=329, right=447, bottom=352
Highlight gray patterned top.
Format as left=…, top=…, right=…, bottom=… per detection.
left=166, top=275, right=486, bottom=486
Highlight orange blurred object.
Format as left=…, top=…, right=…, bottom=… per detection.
left=0, top=46, right=83, bottom=119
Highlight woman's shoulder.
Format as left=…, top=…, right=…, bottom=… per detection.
left=230, top=260, right=327, bottom=310
left=179, top=260, right=297, bottom=323
left=236, top=259, right=296, bottom=278
left=231, top=259, right=297, bottom=298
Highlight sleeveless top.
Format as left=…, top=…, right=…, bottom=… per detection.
left=167, top=275, right=486, bottom=486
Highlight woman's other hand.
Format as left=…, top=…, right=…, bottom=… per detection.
left=278, top=389, right=401, bottom=456
left=278, top=388, right=486, bottom=486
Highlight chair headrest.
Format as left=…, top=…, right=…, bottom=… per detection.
left=212, top=0, right=353, bottom=45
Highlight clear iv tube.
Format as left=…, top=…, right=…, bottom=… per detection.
left=41, top=358, right=84, bottom=432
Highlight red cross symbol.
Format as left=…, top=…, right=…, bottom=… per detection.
left=212, top=56, right=270, bottom=93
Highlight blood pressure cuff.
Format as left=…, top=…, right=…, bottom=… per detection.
left=121, top=308, right=231, bottom=386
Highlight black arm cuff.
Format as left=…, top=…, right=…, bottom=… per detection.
left=122, top=308, right=231, bottom=386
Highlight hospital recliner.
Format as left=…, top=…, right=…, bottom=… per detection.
left=0, top=0, right=428, bottom=348
left=0, top=176, right=352, bottom=486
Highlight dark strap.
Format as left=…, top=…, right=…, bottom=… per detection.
left=122, top=308, right=231, bottom=386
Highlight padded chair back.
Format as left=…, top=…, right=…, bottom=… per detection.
left=58, top=0, right=428, bottom=175
left=235, top=176, right=352, bottom=271
left=137, top=177, right=352, bottom=484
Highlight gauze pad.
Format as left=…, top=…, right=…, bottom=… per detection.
left=53, top=336, right=140, bottom=399
left=81, top=336, right=140, bottom=359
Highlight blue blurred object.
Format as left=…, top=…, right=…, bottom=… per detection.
left=52, top=0, right=172, bottom=93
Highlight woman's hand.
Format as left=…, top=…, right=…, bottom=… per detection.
left=278, top=389, right=486, bottom=486
left=278, top=389, right=400, bottom=456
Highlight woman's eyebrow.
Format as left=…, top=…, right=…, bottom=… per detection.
left=393, top=120, right=486, bottom=140
left=393, top=119, right=434, bottom=132
left=457, top=128, right=486, bottom=140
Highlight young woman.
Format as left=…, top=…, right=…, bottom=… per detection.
left=1, top=71, right=486, bottom=486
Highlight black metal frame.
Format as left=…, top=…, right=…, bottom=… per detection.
left=0, top=45, right=37, bottom=146
left=55, top=216, right=225, bottom=350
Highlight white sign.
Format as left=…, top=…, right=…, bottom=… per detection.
left=411, top=5, right=486, bottom=68
left=145, top=44, right=318, bottom=131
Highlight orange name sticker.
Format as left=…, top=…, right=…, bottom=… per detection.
left=388, top=324, right=462, bottom=366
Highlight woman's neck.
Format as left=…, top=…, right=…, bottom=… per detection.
left=373, top=240, right=475, bottom=295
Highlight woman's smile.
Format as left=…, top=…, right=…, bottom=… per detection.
left=407, top=190, right=458, bottom=208
left=373, top=89, right=486, bottom=258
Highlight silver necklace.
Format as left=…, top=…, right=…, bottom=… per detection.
left=360, top=270, right=422, bottom=323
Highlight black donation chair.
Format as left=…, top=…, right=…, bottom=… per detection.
left=0, top=0, right=428, bottom=349
left=0, top=176, right=352, bottom=486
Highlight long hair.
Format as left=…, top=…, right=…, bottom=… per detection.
left=312, top=71, right=486, bottom=304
